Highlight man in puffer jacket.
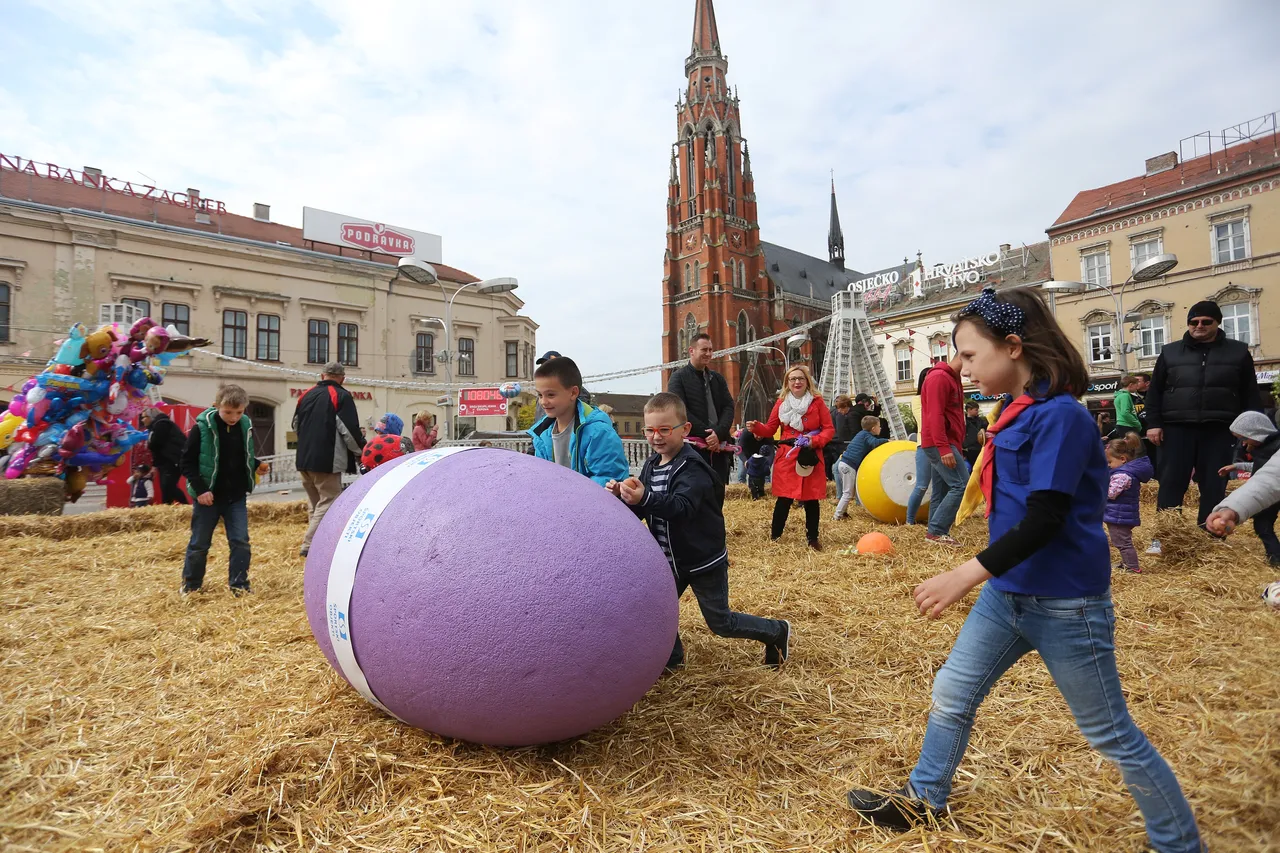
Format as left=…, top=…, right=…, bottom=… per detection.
left=1207, top=411, right=1280, bottom=565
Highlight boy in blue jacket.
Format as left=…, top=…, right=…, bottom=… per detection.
left=528, top=357, right=628, bottom=486
left=610, top=392, right=790, bottom=670
left=834, top=416, right=889, bottom=520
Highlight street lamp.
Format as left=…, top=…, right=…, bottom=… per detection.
left=748, top=333, right=812, bottom=371
left=1041, top=252, right=1178, bottom=372
left=400, top=257, right=520, bottom=441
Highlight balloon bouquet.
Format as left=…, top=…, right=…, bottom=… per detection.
left=0, top=317, right=211, bottom=501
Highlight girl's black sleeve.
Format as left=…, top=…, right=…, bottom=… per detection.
left=976, top=490, right=1073, bottom=576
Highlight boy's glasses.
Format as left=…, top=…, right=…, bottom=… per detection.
left=1188, top=319, right=1218, bottom=327
left=643, top=426, right=681, bottom=437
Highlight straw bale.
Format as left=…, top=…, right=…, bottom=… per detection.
left=0, top=476, right=65, bottom=516
left=1, top=488, right=1277, bottom=852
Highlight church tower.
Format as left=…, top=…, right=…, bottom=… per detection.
left=662, top=0, right=768, bottom=421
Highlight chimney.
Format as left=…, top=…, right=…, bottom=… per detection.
left=999, top=243, right=1011, bottom=254
left=187, top=188, right=201, bottom=201
left=1145, top=152, right=1178, bottom=177
left=253, top=203, right=270, bottom=222
left=83, top=166, right=102, bottom=187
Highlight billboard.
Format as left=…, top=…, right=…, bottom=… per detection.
left=302, top=207, right=442, bottom=263
left=458, top=388, right=509, bottom=418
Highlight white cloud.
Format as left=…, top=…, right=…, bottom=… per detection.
left=4, top=0, right=1279, bottom=393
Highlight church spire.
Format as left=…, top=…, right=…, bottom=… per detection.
left=690, top=0, right=722, bottom=59
left=828, top=175, right=845, bottom=271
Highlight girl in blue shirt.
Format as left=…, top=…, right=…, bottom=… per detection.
left=846, top=288, right=1202, bottom=853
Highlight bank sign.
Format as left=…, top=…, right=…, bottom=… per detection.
left=0, top=152, right=228, bottom=213
left=458, top=388, right=509, bottom=418
left=302, top=207, right=442, bottom=263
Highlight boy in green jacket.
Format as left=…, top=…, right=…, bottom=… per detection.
left=180, top=384, right=269, bottom=596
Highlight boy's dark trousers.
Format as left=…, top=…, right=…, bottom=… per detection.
left=747, top=475, right=765, bottom=500
left=667, top=561, right=783, bottom=668
left=183, top=497, right=251, bottom=590
left=1253, top=504, right=1280, bottom=565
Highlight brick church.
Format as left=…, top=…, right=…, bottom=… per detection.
left=662, top=0, right=866, bottom=423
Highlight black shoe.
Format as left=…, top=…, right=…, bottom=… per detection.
left=663, top=658, right=685, bottom=674
left=846, top=787, right=940, bottom=830
left=179, top=583, right=201, bottom=595
left=299, top=546, right=309, bottom=557
left=230, top=585, right=252, bottom=597
left=764, top=620, right=791, bottom=668
left=808, top=539, right=823, bottom=552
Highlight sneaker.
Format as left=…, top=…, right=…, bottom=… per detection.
left=846, top=787, right=941, bottom=830
left=1114, top=563, right=1142, bottom=574
left=924, top=533, right=961, bottom=547
left=179, top=583, right=201, bottom=595
left=1145, top=540, right=1162, bottom=555
left=230, top=586, right=252, bottom=597
left=808, top=539, right=823, bottom=552
left=764, top=620, right=791, bottom=668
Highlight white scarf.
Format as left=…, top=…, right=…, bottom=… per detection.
left=778, top=391, right=814, bottom=432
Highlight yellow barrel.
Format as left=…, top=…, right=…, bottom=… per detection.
left=856, top=441, right=929, bottom=524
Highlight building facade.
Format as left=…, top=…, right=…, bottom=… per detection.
left=1047, top=117, right=1280, bottom=410
left=0, top=155, right=537, bottom=457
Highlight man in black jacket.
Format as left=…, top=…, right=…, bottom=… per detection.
left=293, top=362, right=365, bottom=556
left=145, top=408, right=189, bottom=504
left=1145, top=300, right=1261, bottom=542
left=666, top=333, right=735, bottom=507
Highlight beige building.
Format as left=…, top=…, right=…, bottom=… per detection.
left=1046, top=119, right=1280, bottom=411
left=0, top=154, right=537, bottom=458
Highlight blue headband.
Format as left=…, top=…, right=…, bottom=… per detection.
left=957, top=287, right=1025, bottom=338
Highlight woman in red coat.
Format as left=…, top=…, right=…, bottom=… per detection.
left=747, top=364, right=836, bottom=550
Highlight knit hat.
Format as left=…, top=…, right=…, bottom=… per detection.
left=1229, top=410, right=1277, bottom=443
left=376, top=413, right=404, bottom=436
left=1187, top=301, right=1222, bottom=324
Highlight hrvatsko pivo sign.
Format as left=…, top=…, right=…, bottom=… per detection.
left=302, top=207, right=443, bottom=264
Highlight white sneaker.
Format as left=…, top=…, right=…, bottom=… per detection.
left=1145, top=540, right=1162, bottom=555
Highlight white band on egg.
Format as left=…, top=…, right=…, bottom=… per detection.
left=325, top=446, right=479, bottom=720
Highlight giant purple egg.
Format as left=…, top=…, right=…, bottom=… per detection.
left=303, top=447, right=678, bottom=746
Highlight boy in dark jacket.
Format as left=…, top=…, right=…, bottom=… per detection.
left=745, top=444, right=775, bottom=500
left=609, top=392, right=791, bottom=670
left=834, top=416, right=889, bottom=520
left=961, top=401, right=986, bottom=468
left=180, top=384, right=269, bottom=596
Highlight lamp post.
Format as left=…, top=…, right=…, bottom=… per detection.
left=398, top=258, right=519, bottom=440
left=1042, top=253, right=1178, bottom=373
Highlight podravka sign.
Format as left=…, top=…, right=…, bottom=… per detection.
left=302, top=206, right=443, bottom=264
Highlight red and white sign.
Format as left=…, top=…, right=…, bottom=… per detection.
left=303, top=207, right=442, bottom=263
left=458, top=388, right=508, bottom=418
left=289, top=387, right=374, bottom=401
left=0, top=152, right=228, bottom=213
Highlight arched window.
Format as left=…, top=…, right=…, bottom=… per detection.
left=685, top=129, right=696, bottom=218
left=694, top=263, right=701, bottom=291
left=684, top=314, right=698, bottom=356
left=725, top=130, right=737, bottom=215
left=684, top=262, right=692, bottom=292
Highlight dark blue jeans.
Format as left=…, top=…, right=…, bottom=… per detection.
left=182, top=497, right=250, bottom=590
left=668, top=562, right=783, bottom=667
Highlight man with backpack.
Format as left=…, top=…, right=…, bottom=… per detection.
left=294, top=362, right=365, bottom=557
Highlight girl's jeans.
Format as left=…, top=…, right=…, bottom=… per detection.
left=834, top=461, right=857, bottom=518
left=908, top=585, right=1202, bottom=853
left=905, top=446, right=931, bottom=524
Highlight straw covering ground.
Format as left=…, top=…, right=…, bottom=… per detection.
left=2, top=484, right=1278, bottom=851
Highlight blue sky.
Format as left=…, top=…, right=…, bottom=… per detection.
left=3, top=0, right=1279, bottom=393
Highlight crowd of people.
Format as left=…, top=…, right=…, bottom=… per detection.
left=131, top=286, right=1280, bottom=853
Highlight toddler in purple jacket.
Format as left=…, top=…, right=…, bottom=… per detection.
left=1104, top=433, right=1154, bottom=573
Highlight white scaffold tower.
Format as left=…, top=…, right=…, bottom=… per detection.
left=817, top=290, right=907, bottom=439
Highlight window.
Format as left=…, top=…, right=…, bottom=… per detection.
left=1137, top=316, right=1165, bottom=359
left=1081, top=250, right=1110, bottom=286
left=1131, top=236, right=1162, bottom=271
left=684, top=262, right=692, bottom=292
left=458, top=337, right=475, bottom=376
left=930, top=338, right=948, bottom=364
left=0, top=283, right=10, bottom=342
left=338, top=323, right=358, bottom=367
left=523, top=342, right=533, bottom=378
left=256, top=314, right=280, bottom=361
left=161, top=303, right=190, bottom=336
left=685, top=129, right=696, bottom=218
left=222, top=310, right=248, bottom=358
left=1088, top=323, right=1113, bottom=363
left=1222, top=303, right=1252, bottom=345
left=505, top=341, right=519, bottom=378
left=895, top=344, right=912, bottom=382
left=121, top=297, right=152, bottom=318
left=1214, top=220, right=1249, bottom=264
left=725, top=133, right=736, bottom=216
left=415, top=333, right=435, bottom=374
left=307, top=319, right=329, bottom=364
left=694, top=263, right=701, bottom=290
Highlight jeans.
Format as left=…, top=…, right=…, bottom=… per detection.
left=905, top=446, right=931, bottom=525
left=1252, top=504, right=1280, bottom=564
left=908, top=585, right=1202, bottom=853
left=667, top=562, right=783, bottom=668
left=1107, top=523, right=1139, bottom=571
left=301, top=470, right=345, bottom=549
left=1156, top=423, right=1234, bottom=527
left=772, top=497, right=820, bottom=542
left=922, top=444, right=969, bottom=536
left=834, top=461, right=858, bottom=518
left=736, top=456, right=749, bottom=483
left=157, top=463, right=188, bottom=505
left=182, top=497, right=250, bottom=590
